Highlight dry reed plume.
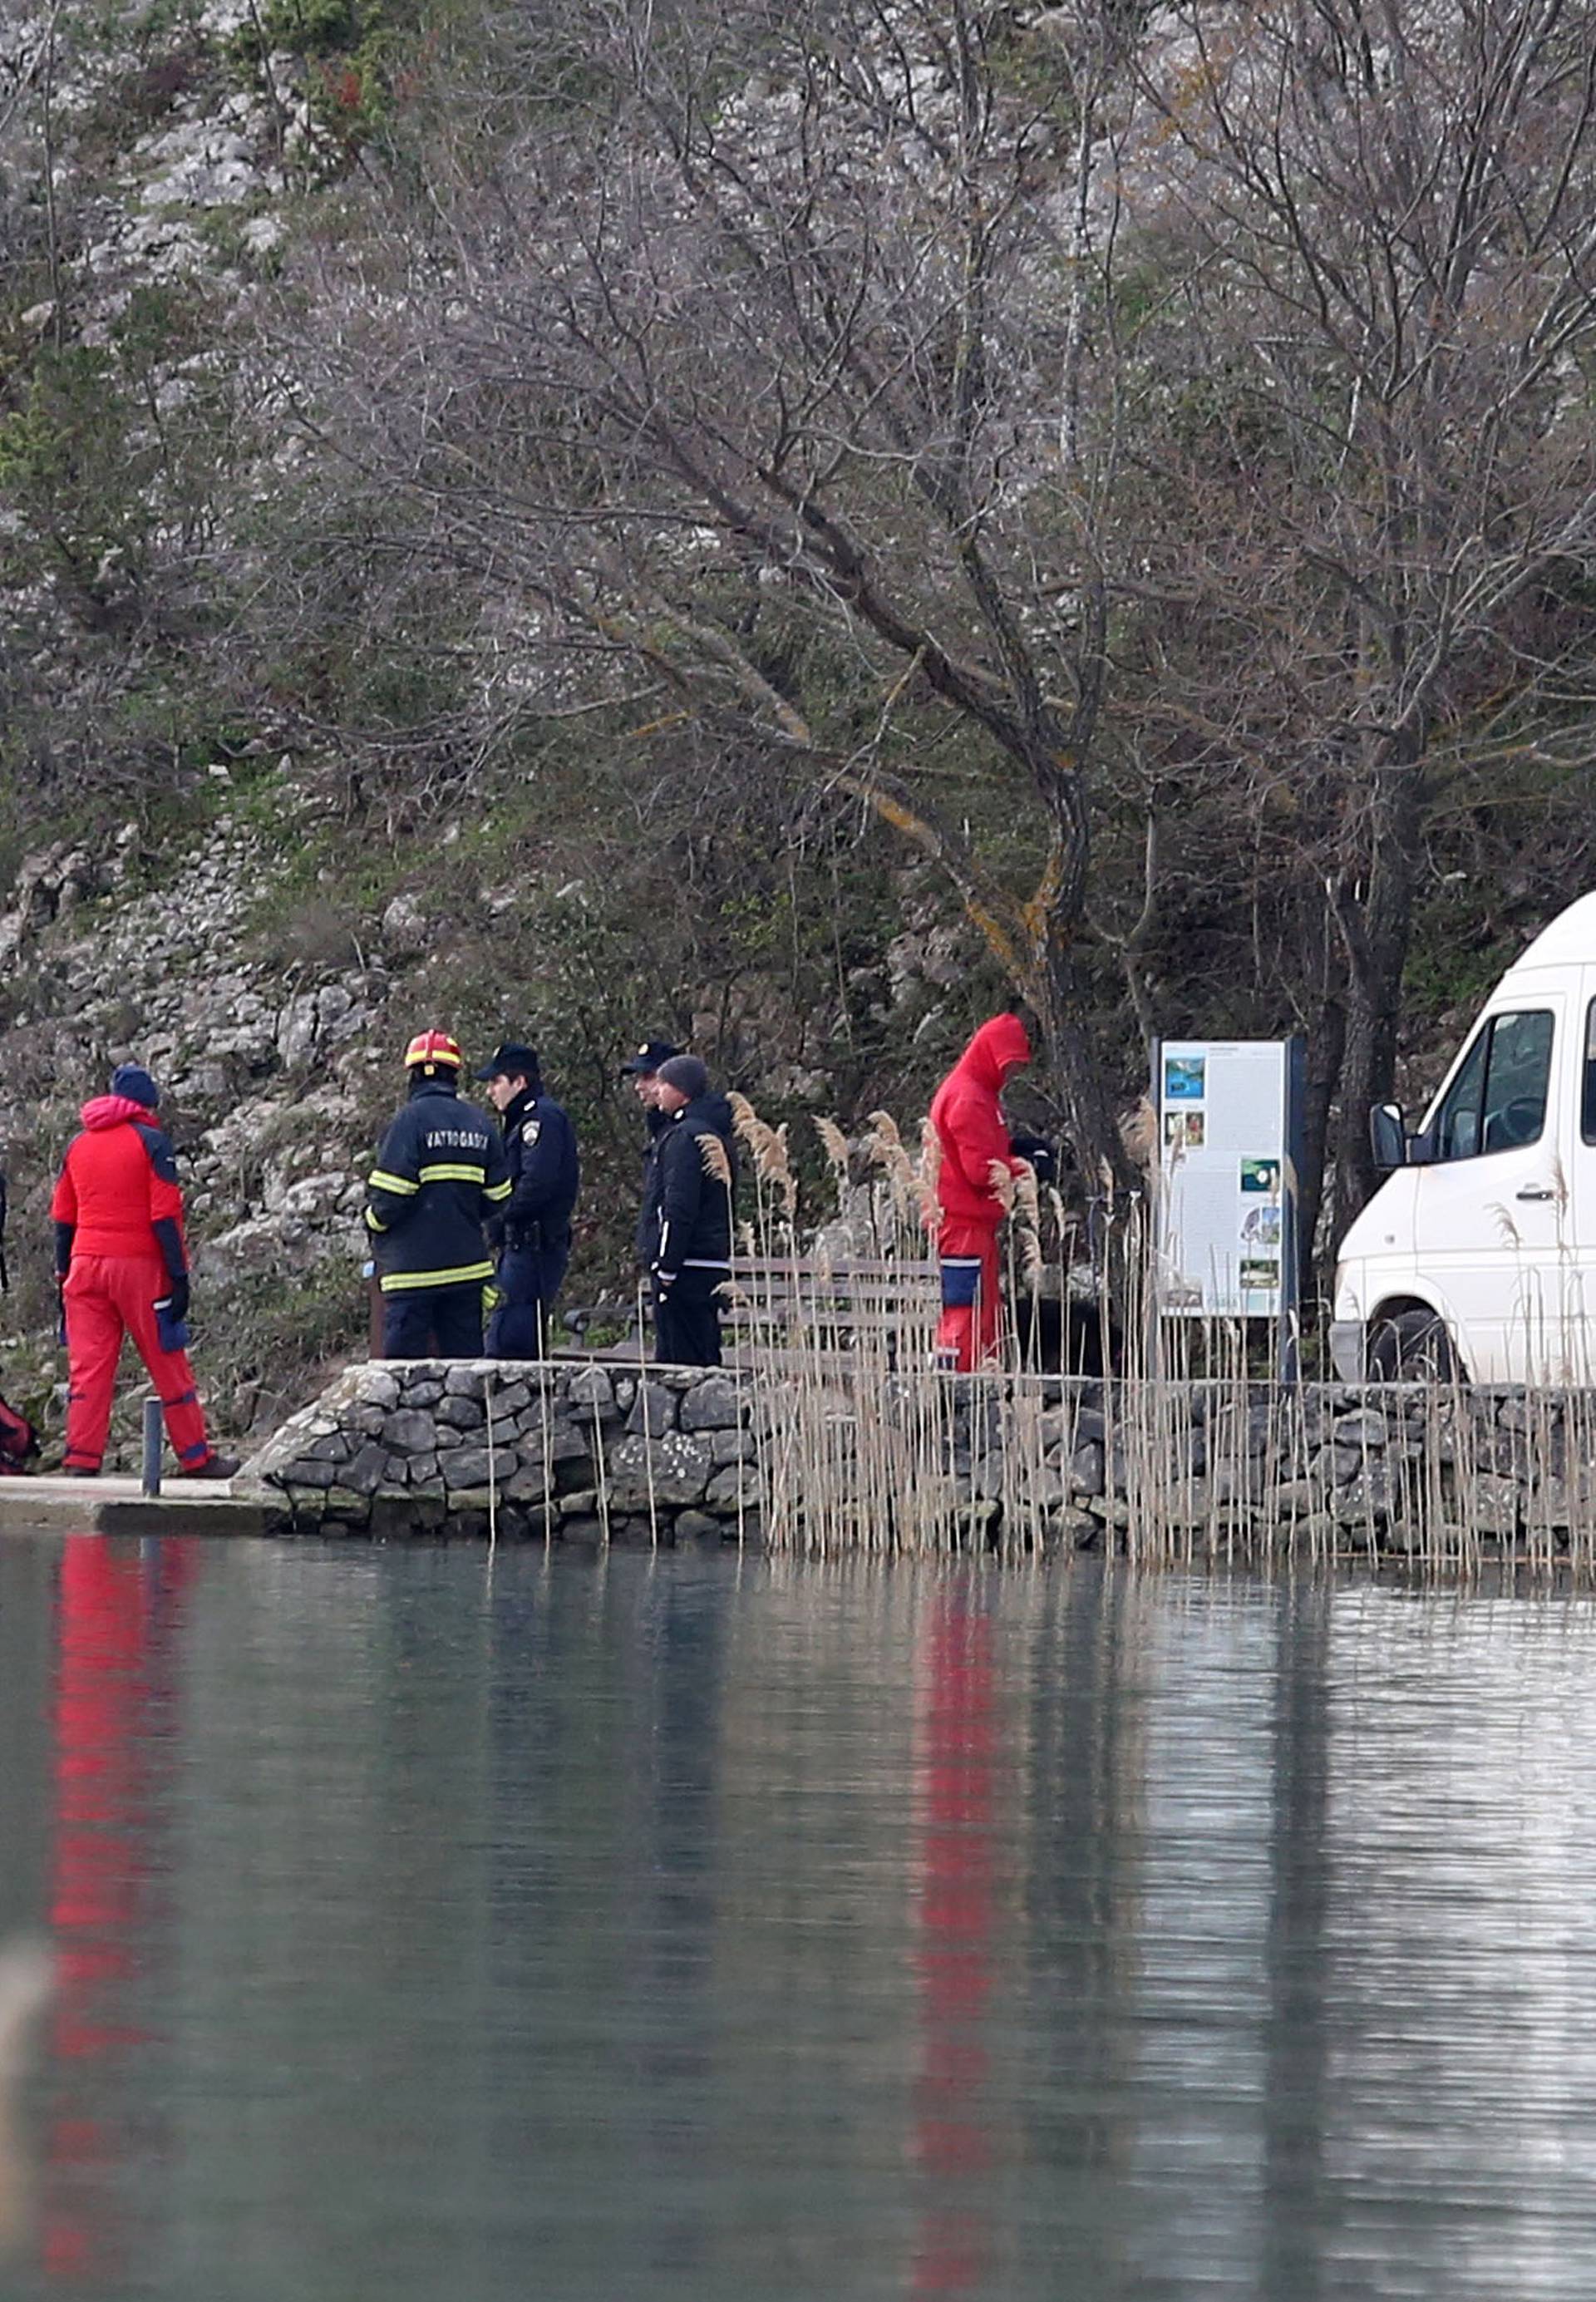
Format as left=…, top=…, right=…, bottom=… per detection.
left=572, top=1086, right=1596, bottom=1576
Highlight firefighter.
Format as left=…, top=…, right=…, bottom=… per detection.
left=929, top=1014, right=1033, bottom=1372
left=636, top=1054, right=736, bottom=1367
left=364, top=1031, right=511, bottom=1358
left=50, top=1063, right=238, bottom=1479
left=474, top=1041, right=579, bottom=1358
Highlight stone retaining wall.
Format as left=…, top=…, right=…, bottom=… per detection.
left=248, top=1359, right=761, bottom=1545
left=244, top=1360, right=1596, bottom=1560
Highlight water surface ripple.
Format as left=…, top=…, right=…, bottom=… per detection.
left=2, top=1538, right=1594, bottom=2300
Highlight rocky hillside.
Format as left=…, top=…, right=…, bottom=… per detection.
left=0, top=748, right=998, bottom=1462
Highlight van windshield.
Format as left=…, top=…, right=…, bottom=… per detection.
left=1434, top=1009, right=1554, bottom=1161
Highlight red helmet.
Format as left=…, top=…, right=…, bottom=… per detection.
left=404, top=1029, right=462, bottom=1071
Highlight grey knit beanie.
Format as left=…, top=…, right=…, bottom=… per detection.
left=656, top=1054, right=708, bottom=1100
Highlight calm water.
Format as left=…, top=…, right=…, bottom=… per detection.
left=2, top=1540, right=1596, bottom=2300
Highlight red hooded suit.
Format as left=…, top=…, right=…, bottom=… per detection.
left=929, top=1015, right=1032, bottom=1371
left=50, top=1095, right=217, bottom=1476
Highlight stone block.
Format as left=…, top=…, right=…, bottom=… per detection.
left=437, top=1393, right=485, bottom=1429
left=512, top=1409, right=590, bottom=1463
left=444, top=1366, right=486, bottom=1398
left=381, top=1454, right=411, bottom=1486
left=706, top=1462, right=761, bottom=1511
left=505, top=1462, right=556, bottom=1504
left=347, top=1402, right=388, bottom=1439
left=557, top=1490, right=599, bottom=1516
left=1334, top=1407, right=1392, bottom=1447
left=485, top=1378, right=533, bottom=1416
left=625, top=1382, right=678, bottom=1437
left=1069, top=1442, right=1105, bottom=1498
left=679, top=1376, right=745, bottom=1430
left=710, top=1427, right=756, bottom=1466
left=302, top=1431, right=352, bottom=1464
left=354, top=1369, right=401, bottom=1410
left=406, top=1380, right=446, bottom=1408
left=342, top=1442, right=390, bottom=1497
left=606, top=1431, right=714, bottom=1508
left=281, top=1459, right=337, bottom=1490
left=568, top=1366, right=617, bottom=1415
left=443, top=1488, right=495, bottom=1513
left=382, top=1409, right=436, bottom=1454
left=1333, top=1466, right=1398, bottom=1526
left=442, top=1446, right=495, bottom=1489
left=436, top=1426, right=465, bottom=1451
left=1460, top=1473, right=1521, bottom=1538
left=608, top=1516, right=664, bottom=1547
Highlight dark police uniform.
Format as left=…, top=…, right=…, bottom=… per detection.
left=485, top=1081, right=579, bottom=1358
left=636, top=1092, right=735, bottom=1367
left=364, top=1078, right=511, bottom=1357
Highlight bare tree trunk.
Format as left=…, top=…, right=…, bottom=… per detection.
left=1331, top=743, right=1424, bottom=1240
left=1297, top=988, right=1346, bottom=1303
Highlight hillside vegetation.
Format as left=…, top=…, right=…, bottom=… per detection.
left=2, top=0, right=1594, bottom=1447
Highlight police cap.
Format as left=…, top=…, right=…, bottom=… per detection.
left=475, top=1041, right=539, bottom=1082
left=619, top=1038, right=682, bottom=1077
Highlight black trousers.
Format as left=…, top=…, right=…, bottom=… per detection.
left=485, top=1244, right=568, bottom=1359
left=653, top=1268, right=724, bottom=1368
left=382, top=1281, right=484, bottom=1359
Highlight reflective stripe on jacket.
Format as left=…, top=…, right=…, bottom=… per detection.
left=364, top=1080, right=511, bottom=1293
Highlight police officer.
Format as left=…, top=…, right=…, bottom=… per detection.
left=636, top=1054, right=736, bottom=1367
left=618, top=1038, right=682, bottom=1162
left=475, top=1040, right=579, bottom=1358
left=364, top=1031, right=511, bottom=1358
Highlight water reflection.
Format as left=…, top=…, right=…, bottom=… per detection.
left=5, top=1545, right=1596, bottom=2298
left=909, top=1590, right=995, bottom=2298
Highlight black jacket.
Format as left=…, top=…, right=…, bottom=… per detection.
left=499, top=1083, right=579, bottom=1251
left=636, top=1092, right=735, bottom=1274
left=364, top=1078, right=511, bottom=1294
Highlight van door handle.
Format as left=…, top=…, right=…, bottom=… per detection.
left=1516, top=1184, right=1554, bottom=1201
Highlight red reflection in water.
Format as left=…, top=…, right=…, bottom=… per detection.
left=42, top=1537, right=193, bottom=2287
left=909, top=1591, right=996, bottom=2298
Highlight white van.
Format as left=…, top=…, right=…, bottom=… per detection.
left=1331, top=891, right=1596, bottom=1385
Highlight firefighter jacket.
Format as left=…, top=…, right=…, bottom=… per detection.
left=51, top=1095, right=189, bottom=1276
left=364, top=1079, right=511, bottom=1294
left=636, top=1094, right=735, bottom=1275
left=929, top=1014, right=1033, bottom=1229
left=499, top=1084, right=579, bottom=1252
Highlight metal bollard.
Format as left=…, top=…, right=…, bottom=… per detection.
left=140, top=1397, right=163, bottom=1497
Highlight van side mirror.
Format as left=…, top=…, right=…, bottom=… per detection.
left=1370, top=1103, right=1407, bottom=1171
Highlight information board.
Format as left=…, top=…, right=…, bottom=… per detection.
left=1154, top=1038, right=1301, bottom=1323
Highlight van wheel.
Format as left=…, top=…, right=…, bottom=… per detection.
left=1367, top=1310, right=1461, bottom=1383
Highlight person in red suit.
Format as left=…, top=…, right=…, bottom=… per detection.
left=929, top=1014, right=1033, bottom=1372
left=50, top=1065, right=237, bottom=1480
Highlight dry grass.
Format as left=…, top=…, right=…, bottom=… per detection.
left=571, top=1093, right=1596, bottom=1574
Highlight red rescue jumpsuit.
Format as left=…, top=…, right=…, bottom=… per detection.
left=929, top=1015, right=1032, bottom=1372
left=51, top=1095, right=217, bottom=1475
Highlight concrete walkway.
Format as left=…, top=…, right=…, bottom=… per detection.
left=0, top=1472, right=279, bottom=1539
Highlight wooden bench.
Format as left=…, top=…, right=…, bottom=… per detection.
left=558, top=1255, right=938, bottom=1363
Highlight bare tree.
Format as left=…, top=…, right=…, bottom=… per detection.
left=288, top=0, right=1144, bottom=1184
left=1122, top=0, right=1596, bottom=1233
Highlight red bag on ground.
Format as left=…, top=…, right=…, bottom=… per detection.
left=0, top=1389, right=38, bottom=1474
